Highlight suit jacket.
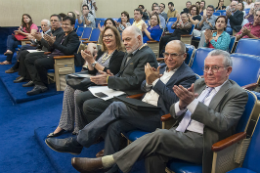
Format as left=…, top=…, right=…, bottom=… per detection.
left=40, top=27, right=64, bottom=52
left=141, top=62, right=197, bottom=115
left=170, top=78, right=248, bottom=173
left=108, top=45, right=157, bottom=96
left=229, top=10, right=244, bottom=32
left=36, top=30, right=52, bottom=52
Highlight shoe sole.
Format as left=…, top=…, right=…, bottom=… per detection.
left=22, top=84, right=34, bottom=87
left=44, top=139, right=80, bottom=155
left=27, top=88, right=47, bottom=96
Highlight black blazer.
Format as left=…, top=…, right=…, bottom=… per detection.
left=40, top=27, right=64, bottom=52
left=88, top=49, right=125, bottom=75
left=229, top=10, right=244, bottom=32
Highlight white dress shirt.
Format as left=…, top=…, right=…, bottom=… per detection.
left=142, top=68, right=177, bottom=106
left=175, top=80, right=227, bottom=134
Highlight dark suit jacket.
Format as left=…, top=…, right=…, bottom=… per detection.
left=170, top=78, right=248, bottom=173
left=88, top=49, right=125, bottom=75
left=40, top=27, right=64, bottom=52
left=229, top=10, right=244, bottom=32
left=108, top=45, right=157, bottom=96
left=141, top=62, right=197, bottom=115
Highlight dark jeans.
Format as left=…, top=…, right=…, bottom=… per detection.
left=6, top=35, right=21, bottom=62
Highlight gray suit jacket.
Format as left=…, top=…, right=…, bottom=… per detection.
left=170, top=78, right=248, bottom=173
left=108, top=45, right=158, bottom=96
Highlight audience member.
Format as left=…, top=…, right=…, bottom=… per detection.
left=67, top=49, right=248, bottom=173
left=237, top=2, right=249, bottom=26
left=159, top=3, right=168, bottom=21
left=182, top=1, right=192, bottom=14
left=153, top=5, right=166, bottom=29
left=82, top=0, right=98, bottom=18
left=236, top=9, right=260, bottom=40
left=1, top=14, right=38, bottom=65
left=45, top=41, right=197, bottom=173
left=59, top=13, right=66, bottom=21
left=245, top=1, right=260, bottom=23
left=188, top=5, right=202, bottom=26
left=132, top=9, right=145, bottom=31
left=98, top=18, right=116, bottom=32
left=167, top=2, right=179, bottom=19
left=159, top=13, right=192, bottom=56
left=195, top=1, right=200, bottom=7
left=142, top=14, right=162, bottom=43
left=24, top=16, right=79, bottom=96
left=67, top=12, right=76, bottom=20
left=204, top=16, right=231, bottom=51
left=138, top=5, right=149, bottom=20
left=117, top=11, right=131, bottom=33
left=199, top=1, right=207, bottom=16
left=226, top=1, right=244, bottom=35
left=47, top=26, right=125, bottom=137
left=75, top=4, right=96, bottom=28
left=216, top=0, right=226, bottom=11
left=245, top=0, right=254, bottom=9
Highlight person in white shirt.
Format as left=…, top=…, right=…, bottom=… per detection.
left=82, top=0, right=97, bottom=18
left=66, top=49, right=248, bottom=173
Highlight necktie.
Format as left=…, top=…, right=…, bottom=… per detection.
left=125, top=54, right=132, bottom=67
left=176, top=87, right=214, bottom=132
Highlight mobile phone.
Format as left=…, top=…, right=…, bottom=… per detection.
left=95, top=92, right=108, bottom=98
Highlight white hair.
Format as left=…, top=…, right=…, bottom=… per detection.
left=131, top=25, right=143, bottom=43
left=207, top=49, right=233, bottom=67
left=41, top=19, right=51, bottom=26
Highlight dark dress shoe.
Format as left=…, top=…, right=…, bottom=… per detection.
left=27, top=85, right=48, bottom=96
left=22, top=81, right=34, bottom=87
left=71, top=157, right=106, bottom=173
left=5, top=67, right=18, bottom=73
left=45, top=136, right=83, bottom=155
left=96, top=149, right=104, bottom=158
left=47, top=129, right=65, bottom=138
left=13, top=76, right=25, bottom=83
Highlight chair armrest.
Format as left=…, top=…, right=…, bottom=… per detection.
left=44, top=52, right=51, bottom=55
left=242, top=83, right=258, bottom=90
left=25, top=41, right=31, bottom=44
left=53, top=55, right=74, bottom=59
left=20, top=39, right=30, bottom=41
left=147, top=40, right=159, bottom=43
left=211, top=132, right=246, bottom=152
left=160, top=113, right=172, bottom=121
left=80, top=38, right=89, bottom=40
left=126, top=93, right=145, bottom=99
left=83, top=41, right=98, bottom=44
left=157, top=58, right=164, bottom=62
left=181, top=34, right=192, bottom=37
left=164, top=32, right=171, bottom=35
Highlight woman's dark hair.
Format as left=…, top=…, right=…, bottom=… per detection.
left=21, top=14, right=33, bottom=33
left=121, top=11, right=130, bottom=22
left=104, top=18, right=116, bottom=27
left=238, top=2, right=245, bottom=11
left=67, top=11, right=76, bottom=20
left=150, top=13, right=161, bottom=26
left=215, top=16, right=228, bottom=30
left=101, top=26, right=124, bottom=52
left=134, top=8, right=143, bottom=15
left=200, top=0, right=206, bottom=10
left=151, top=3, right=159, bottom=10
left=63, top=16, right=75, bottom=25
left=189, top=5, right=199, bottom=15
left=139, top=5, right=144, bottom=9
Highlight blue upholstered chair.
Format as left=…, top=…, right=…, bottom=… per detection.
left=213, top=12, right=221, bottom=16
left=95, top=18, right=106, bottom=28
left=147, top=28, right=164, bottom=57
left=76, top=27, right=84, bottom=37
left=181, top=24, right=195, bottom=45
left=82, top=28, right=100, bottom=44
left=129, top=18, right=134, bottom=25
left=185, top=44, right=196, bottom=66
left=217, top=10, right=226, bottom=16
left=166, top=21, right=175, bottom=33
left=229, top=36, right=236, bottom=53
left=234, top=38, right=260, bottom=56
left=244, top=8, right=251, bottom=15
left=79, top=27, right=92, bottom=41
left=168, top=17, right=177, bottom=22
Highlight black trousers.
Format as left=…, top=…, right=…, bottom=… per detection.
left=18, top=50, right=31, bottom=79
left=25, top=53, right=54, bottom=86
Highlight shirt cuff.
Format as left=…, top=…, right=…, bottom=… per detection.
left=187, top=99, right=199, bottom=114
left=175, top=101, right=187, bottom=116
left=106, top=76, right=109, bottom=83
left=152, top=78, right=159, bottom=86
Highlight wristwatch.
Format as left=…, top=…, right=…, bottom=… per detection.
left=91, top=61, right=97, bottom=68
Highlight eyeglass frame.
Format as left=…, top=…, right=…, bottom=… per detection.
left=203, top=65, right=229, bottom=73
left=163, top=52, right=185, bottom=58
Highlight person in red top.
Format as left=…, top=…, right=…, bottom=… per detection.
left=1, top=14, right=38, bottom=65
left=236, top=9, right=260, bottom=40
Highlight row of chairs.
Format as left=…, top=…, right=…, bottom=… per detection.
left=95, top=18, right=135, bottom=28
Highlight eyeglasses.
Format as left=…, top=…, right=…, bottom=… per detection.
left=203, top=65, right=226, bottom=73
left=163, top=52, right=184, bottom=58
left=103, top=34, right=113, bottom=39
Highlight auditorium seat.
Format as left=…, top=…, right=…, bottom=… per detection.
left=213, top=12, right=221, bottom=16
left=146, top=28, right=164, bottom=57
left=185, top=44, right=196, bottom=66
left=234, top=38, right=260, bottom=56
left=180, top=24, right=195, bottom=45
left=217, top=10, right=226, bottom=16
left=166, top=21, right=175, bottom=33
left=244, top=8, right=251, bottom=15
left=229, top=36, right=236, bottom=53
left=79, top=27, right=93, bottom=41
left=82, top=28, right=101, bottom=44
left=76, top=26, right=84, bottom=37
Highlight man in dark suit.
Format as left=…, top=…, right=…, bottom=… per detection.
left=24, top=16, right=79, bottom=95
left=226, top=1, right=244, bottom=34
left=45, top=40, right=197, bottom=173
left=67, top=49, right=248, bottom=173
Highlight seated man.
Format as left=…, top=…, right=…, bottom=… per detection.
left=132, top=8, right=145, bottom=31
left=181, top=1, right=192, bottom=14
left=236, top=9, right=260, bottom=40
left=68, top=49, right=248, bottom=173
left=152, top=5, right=166, bottom=29
left=75, top=4, right=96, bottom=28
left=24, top=16, right=79, bottom=95
left=138, top=5, right=149, bottom=20
left=167, top=2, right=179, bottom=19
left=226, top=1, right=244, bottom=35
left=45, top=40, right=197, bottom=173
left=159, top=3, right=168, bottom=21
left=245, top=1, right=260, bottom=23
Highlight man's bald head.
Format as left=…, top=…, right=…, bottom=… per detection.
left=122, top=26, right=143, bottom=53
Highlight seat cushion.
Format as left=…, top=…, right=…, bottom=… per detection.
left=167, top=160, right=202, bottom=173
left=192, top=37, right=201, bottom=41
left=227, top=168, right=257, bottom=173
left=126, top=130, right=150, bottom=142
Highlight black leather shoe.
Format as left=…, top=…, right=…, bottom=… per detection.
left=13, top=76, right=25, bottom=83
left=47, top=129, right=65, bottom=138
left=27, top=85, right=48, bottom=96
left=5, top=67, right=18, bottom=73
left=45, top=137, right=83, bottom=155
left=22, top=81, right=34, bottom=87
left=71, top=157, right=106, bottom=173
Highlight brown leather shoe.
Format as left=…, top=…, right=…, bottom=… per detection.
left=96, top=149, right=104, bottom=158
left=5, top=67, right=18, bottom=73
left=71, top=157, right=105, bottom=173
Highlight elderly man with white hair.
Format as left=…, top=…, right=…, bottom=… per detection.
left=66, top=50, right=248, bottom=173
left=226, top=1, right=244, bottom=35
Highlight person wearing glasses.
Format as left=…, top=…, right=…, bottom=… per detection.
left=159, top=3, right=168, bottom=21
left=188, top=5, right=202, bottom=26
left=47, top=26, right=125, bottom=137
left=216, top=0, right=226, bottom=11
left=142, top=14, right=162, bottom=43
left=226, top=1, right=244, bottom=35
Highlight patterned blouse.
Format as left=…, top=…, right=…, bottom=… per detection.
left=204, top=31, right=231, bottom=51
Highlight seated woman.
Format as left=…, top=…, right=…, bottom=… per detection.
left=199, top=1, right=207, bottom=16
left=98, top=18, right=116, bottom=32
left=47, top=26, right=125, bottom=137
left=159, top=13, right=192, bottom=56
left=204, top=16, right=231, bottom=51
left=1, top=14, right=38, bottom=65
left=216, top=0, right=226, bottom=11
left=116, top=11, right=131, bottom=33
left=142, top=14, right=162, bottom=43
left=189, top=5, right=202, bottom=26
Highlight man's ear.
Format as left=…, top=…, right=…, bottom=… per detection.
left=137, top=35, right=142, bottom=42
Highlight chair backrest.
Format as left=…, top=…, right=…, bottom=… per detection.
left=81, top=27, right=92, bottom=39
left=242, top=115, right=260, bottom=172
left=229, top=54, right=260, bottom=87
left=189, top=24, right=195, bottom=35
left=145, top=20, right=149, bottom=25
left=244, top=8, right=251, bottom=15
left=190, top=48, right=214, bottom=75
left=213, top=12, right=221, bottom=16
left=112, top=18, right=119, bottom=22
left=168, top=17, right=177, bottom=22
left=229, top=36, right=236, bottom=53
left=166, top=21, right=175, bottom=33
left=95, top=18, right=106, bottom=28
left=76, top=27, right=84, bottom=37
left=234, top=38, right=260, bottom=56
left=185, top=44, right=196, bottom=65
left=217, top=10, right=226, bottom=15
left=129, top=18, right=134, bottom=24
left=89, top=28, right=101, bottom=41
